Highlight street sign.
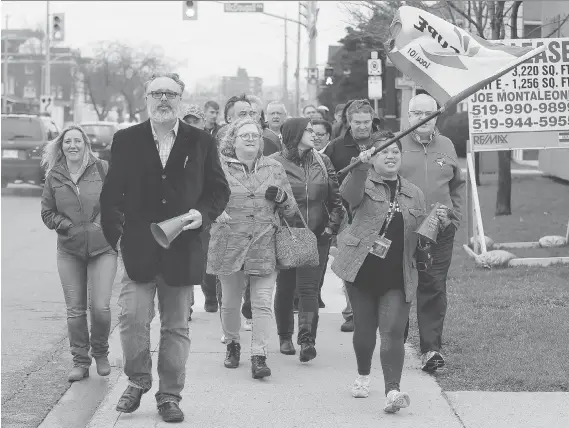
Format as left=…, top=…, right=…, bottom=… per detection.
left=368, top=76, right=383, bottom=100
left=395, top=75, right=421, bottom=89
left=224, top=3, right=264, bottom=13
left=468, top=37, right=569, bottom=152
left=368, top=59, right=382, bottom=76
left=306, top=68, right=318, bottom=80
left=40, top=95, right=53, bottom=114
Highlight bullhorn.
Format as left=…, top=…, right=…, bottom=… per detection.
left=415, top=202, right=442, bottom=244
left=150, top=214, right=193, bottom=249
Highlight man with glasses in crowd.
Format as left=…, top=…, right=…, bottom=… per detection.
left=100, top=72, right=230, bottom=422
left=399, top=93, right=465, bottom=373
left=324, top=99, right=378, bottom=332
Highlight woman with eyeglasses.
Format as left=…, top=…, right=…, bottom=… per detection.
left=331, top=132, right=439, bottom=413
left=270, top=118, right=344, bottom=362
left=207, top=117, right=298, bottom=379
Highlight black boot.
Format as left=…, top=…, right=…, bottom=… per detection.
left=251, top=355, right=271, bottom=379
left=298, top=312, right=318, bottom=362
left=279, top=337, right=296, bottom=355
left=224, top=341, right=240, bottom=368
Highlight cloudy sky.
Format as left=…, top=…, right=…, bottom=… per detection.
left=1, top=1, right=356, bottom=90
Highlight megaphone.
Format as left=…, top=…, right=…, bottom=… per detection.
left=150, top=213, right=193, bottom=249
left=415, top=202, right=441, bottom=244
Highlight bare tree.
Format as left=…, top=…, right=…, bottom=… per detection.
left=78, top=42, right=177, bottom=122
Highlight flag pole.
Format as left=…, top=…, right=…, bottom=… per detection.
left=338, top=108, right=443, bottom=177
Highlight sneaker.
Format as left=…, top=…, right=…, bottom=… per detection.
left=251, top=355, right=271, bottom=379
left=421, top=351, right=445, bottom=372
left=384, top=390, right=410, bottom=413
left=243, top=319, right=252, bottom=331
left=351, top=375, right=371, bottom=398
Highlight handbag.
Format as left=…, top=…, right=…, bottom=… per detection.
left=275, top=205, right=320, bottom=269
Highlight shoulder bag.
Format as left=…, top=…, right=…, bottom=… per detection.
left=275, top=205, right=320, bottom=269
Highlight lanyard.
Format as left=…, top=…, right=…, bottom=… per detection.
left=379, top=178, right=401, bottom=237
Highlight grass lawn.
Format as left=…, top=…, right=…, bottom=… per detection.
left=406, top=174, right=569, bottom=392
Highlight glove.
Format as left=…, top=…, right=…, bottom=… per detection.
left=265, top=186, right=287, bottom=204
left=321, top=227, right=334, bottom=240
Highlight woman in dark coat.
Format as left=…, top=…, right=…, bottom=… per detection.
left=270, top=118, right=344, bottom=362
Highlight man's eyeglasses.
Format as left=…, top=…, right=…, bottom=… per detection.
left=305, top=128, right=315, bottom=134
left=237, top=133, right=261, bottom=141
left=409, top=110, right=434, bottom=117
left=314, top=132, right=328, bottom=138
left=148, top=91, right=180, bottom=100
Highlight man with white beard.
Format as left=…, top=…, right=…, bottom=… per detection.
left=100, top=73, right=230, bottom=423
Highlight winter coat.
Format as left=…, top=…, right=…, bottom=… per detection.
left=269, top=118, right=345, bottom=241
left=399, top=133, right=465, bottom=229
left=207, top=155, right=297, bottom=276
left=41, top=155, right=112, bottom=259
left=331, top=162, right=427, bottom=303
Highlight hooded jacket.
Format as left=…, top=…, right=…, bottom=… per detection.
left=270, top=118, right=344, bottom=240
left=41, top=155, right=112, bottom=258
left=207, top=136, right=297, bottom=276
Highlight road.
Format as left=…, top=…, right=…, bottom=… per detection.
left=1, top=190, right=122, bottom=428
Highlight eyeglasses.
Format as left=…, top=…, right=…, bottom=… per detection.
left=305, top=128, right=315, bottom=134
left=237, top=133, right=261, bottom=141
left=148, top=91, right=180, bottom=100
left=409, top=110, right=434, bottom=117
left=314, top=132, right=328, bottom=138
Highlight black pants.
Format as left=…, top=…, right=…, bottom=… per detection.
left=274, top=241, right=330, bottom=344
left=416, top=225, right=455, bottom=353
left=347, top=282, right=410, bottom=396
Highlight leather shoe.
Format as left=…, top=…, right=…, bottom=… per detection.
left=279, top=338, right=296, bottom=355
left=341, top=318, right=354, bottom=332
left=204, top=301, right=218, bottom=313
left=116, top=385, right=144, bottom=413
left=158, top=401, right=184, bottom=423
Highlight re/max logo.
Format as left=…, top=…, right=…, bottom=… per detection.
left=473, top=134, right=509, bottom=145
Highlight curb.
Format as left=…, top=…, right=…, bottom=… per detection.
left=1, top=187, right=43, bottom=197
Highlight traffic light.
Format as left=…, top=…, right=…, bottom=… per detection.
left=183, top=1, right=198, bottom=20
left=324, top=67, right=334, bottom=86
left=52, top=13, right=65, bottom=42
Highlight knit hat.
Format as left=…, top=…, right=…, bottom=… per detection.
left=181, top=104, right=205, bottom=121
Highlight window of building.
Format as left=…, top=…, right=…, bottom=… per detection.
left=524, top=23, right=541, bottom=38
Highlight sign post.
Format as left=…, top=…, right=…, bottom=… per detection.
left=368, top=51, right=382, bottom=112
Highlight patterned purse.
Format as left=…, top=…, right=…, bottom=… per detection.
left=275, top=206, right=320, bottom=269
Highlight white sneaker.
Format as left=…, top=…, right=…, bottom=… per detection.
left=220, top=334, right=226, bottom=343
left=351, top=375, right=371, bottom=398
left=244, top=319, right=252, bottom=331
left=384, top=390, right=410, bottom=413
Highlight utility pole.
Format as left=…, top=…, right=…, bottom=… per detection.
left=307, top=1, right=318, bottom=106
left=45, top=1, right=51, bottom=97
left=295, top=4, right=301, bottom=117
left=283, top=14, right=288, bottom=111
left=2, top=15, right=10, bottom=113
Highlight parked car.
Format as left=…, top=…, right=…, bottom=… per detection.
left=79, top=121, right=119, bottom=161
left=1, top=114, right=60, bottom=188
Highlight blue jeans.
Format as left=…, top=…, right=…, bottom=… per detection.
left=57, top=249, right=117, bottom=368
left=417, top=225, right=456, bottom=353
left=117, top=266, right=193, bottom=405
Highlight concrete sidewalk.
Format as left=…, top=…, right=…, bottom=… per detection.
left=82, top=262, right=461, bottom=428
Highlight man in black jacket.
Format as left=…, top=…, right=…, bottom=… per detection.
left=100, top=73, right=230, bottom=423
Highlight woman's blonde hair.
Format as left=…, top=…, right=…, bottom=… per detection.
left=219, top=117, right=264, bottom=159
left=41, top=124, right=93, bottom=173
